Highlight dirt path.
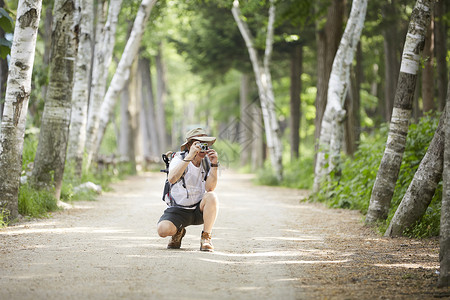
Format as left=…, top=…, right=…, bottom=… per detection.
left=0, top=170, right=448, bottom=299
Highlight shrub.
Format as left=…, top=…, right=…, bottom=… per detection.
left=18, top=183, right=58, bottom=217
left=311, top=114, right=441, bottom=238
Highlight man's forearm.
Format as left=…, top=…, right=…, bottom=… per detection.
left=168, top=160, right=189, bottom=184
left=206, top=168, right=218, bottom=191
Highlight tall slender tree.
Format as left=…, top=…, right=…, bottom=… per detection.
left=0, top=0, right=42, bottom=219
left=67, top=0, right=94, bottom=176
left=232, top=0, right=283, bottom=181
left=366, top=0, right=435, bottom=224
left=85, top=0, right=122, bottom=168
left=31, top=0, right=76, bottom=200
left=90, top=0, right=158, bottom=159
left=313, top=0, right=368, bottom=192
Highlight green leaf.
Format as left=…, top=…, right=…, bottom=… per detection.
left=0, top=8, right=14, bottom=33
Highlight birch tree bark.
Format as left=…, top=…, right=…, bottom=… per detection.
left=90, top=0, right=157, bottom=159
left=232, top=0, right=283, bottom=181
left=313, top=0, right=368, bottom=193
left=438, top=77, right=450, bottom=288
left=365, top=0, right=434, bottom=224
left=0, top=0, right=42, bottom=220
left=384, top=108, right=445, bottom=237
left=67, top=0, right=94, bottom=176
left=31, top=0, right=76, bottom=200
left=85, top=0, right=122, bottom=167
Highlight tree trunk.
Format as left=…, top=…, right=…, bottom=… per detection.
left=438, top=76, right=450, bottom=288
left=91, top=0, right=157, bottom=158
left=251, top=101, right=264, bottom=171
left=314, top=0, right=344, bottom=162
left=344, top=41, right=362, bottom=156
left=31, top=0, right=76, bottom=200
left=232, top=0, right=283, bottom=181
left=139, top=56, right=159, bottom=160
left=85, top=0, right=122, bottom=167
left=385, top=108, right=445, bottom=237
left=119, top=59, right=136, bottom=171
left=290, top=44, right=302, bottom=160
left=382, top=1, right=400, bottom=122
left=239, top=73, right=251, bottom=165
left=422, top=15, right=434, bottom=112
left=365, top=0, right=435, bottom=224
left=313, top=0, right=368, bottom=193
left=155, top=42, right=168, bottom=152
left=129, top=58, right=140, bottom=169
left=67, top=0, right=94, bottom=177
left=0, top=0, right=42, bottom=220
left=434, top=0, right=447, bottom=112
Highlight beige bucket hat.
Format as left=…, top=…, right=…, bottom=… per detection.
left=180, top=128, right=216, bottom=151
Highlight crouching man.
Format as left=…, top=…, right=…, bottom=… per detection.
left=157, top=128, right=219, bottom=251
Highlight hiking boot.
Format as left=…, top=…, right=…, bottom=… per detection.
left=200, top=231, right=214, bottom=252
left=167, top=227, right=186, bottom=249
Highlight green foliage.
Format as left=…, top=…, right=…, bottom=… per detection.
left=0, top=7, right=14, bottom=59
left=256, top=153, right=315, bottom=189
left=311, top=115, right=441, bottom=238
left=0, top=208, right=10, bottom=228
left=18, top=183, right=58, bottom=217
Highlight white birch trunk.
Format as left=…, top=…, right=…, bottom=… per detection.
left=85, top=0, right=122, bottom=166
left=232, top=0, right=283, bottom=181
left=366, top=0, right=434, bottom=223
left=0, top=0, right=42, bottom=220
left=385, top=108, right=445, bottom=237
left=313, top=0, right=368, bottom=193
left=90, top=0, right=157, bottom=159
left=67, top=0, right=94, bottom=176
left=31, top=0, right=76, bottom=200
left=438, top=79, right=450, bottom=287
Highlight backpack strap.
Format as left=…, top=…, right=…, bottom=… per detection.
left=201, top=156, right=211, bottom=181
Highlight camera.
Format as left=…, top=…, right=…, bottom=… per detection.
left=199, top=143, right=209, bottom=152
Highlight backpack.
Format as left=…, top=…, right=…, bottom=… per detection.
left=160, top=151, right=210, bottom=207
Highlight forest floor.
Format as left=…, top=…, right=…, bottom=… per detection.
left=0, top=170, right=449, bottom=300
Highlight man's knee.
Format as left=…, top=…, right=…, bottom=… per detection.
left=203, top=191, right=219, bottom=208
left=157, top=220, right=176, bottom=237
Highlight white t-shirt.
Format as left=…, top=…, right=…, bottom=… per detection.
left=168, top=152, right=208, bottom=209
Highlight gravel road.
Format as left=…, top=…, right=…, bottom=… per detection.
left=0, top=170, right=447, bottom=299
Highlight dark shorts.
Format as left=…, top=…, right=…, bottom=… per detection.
left=158, top=205, right=204, bottom=229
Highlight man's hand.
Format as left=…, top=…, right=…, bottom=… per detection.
left=206, top=149, right=218, bottom=164
left=186, top=141, right=201, bottom=160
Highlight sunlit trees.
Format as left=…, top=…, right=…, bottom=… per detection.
left=313, top=0, right=368, bottom=192
left=366, top=0, right=435, bottom=224
left=232, top=0, right=283, bottom=181
left=31, top=0, right=76, bottom=200
left=67, top=0, right=94, bottom=176
left=85, top=0, right=122, bottom=168
left=89, top=0, right=157, bottom=161
left=385, top=108, right=445, bottom=237
left=0, top=0, right=42, bottom=219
